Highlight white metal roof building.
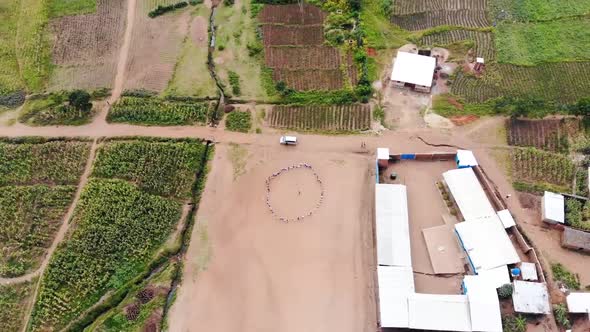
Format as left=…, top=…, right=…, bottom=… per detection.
left=512, top=280, right=551, bottom=314
left=456, top=149, right=479, bottom=168
left=497, top=209, right=516, bottom=228
left=520, top=262, right=539, bottom=281
left=463, top=275, right=503, bottom=332
left=567, top=292, right=590, bottom=319
left=476, top=265, right=511, bottom=289
left=375, top=184, right=412, bottom=267
left=408, top=293, right=472, bottom=331
left=390, top=51, right=436, bottom=87
left=378, top=266, right=414, bottom=328
left=542, top=191, right=565, bottom=224
left=455, top=218, right=521, bottom=273
left=443, top=168, right=497, bottom=222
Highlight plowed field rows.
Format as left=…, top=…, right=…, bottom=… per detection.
left=391, top=10, right=490, bottom=30
left=392, top=0, right=488, bottom=15
left=264, top=47, right=341, bottom=69
left=451, top=63, right=590, bottom=103
left=268, top=104, right=371, bottom=131
left=261, top=25, right=324, bottom=46
left=259, top=4, right=326, bottom=25
left=507, top=118, right=579, bottom=152
left=272, top=69, right=345, bottom=91
left=419, top=29, right=495, bottom=60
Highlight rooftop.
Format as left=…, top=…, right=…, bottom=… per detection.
left=390, top=51, right=436, bottom=87
left=512, top=280, right=551, bottom=314
left=562, top=226, right=590, bottom=251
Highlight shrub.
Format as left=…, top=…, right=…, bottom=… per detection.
left=225, top=111, right=252, bottom=133
left=552, top=263, right=581, bottom=290
left=565, top=198, right=583, bottom=226
left=553, top=304, right=571, bottom=329
left=223, top=0, right=235, bottom=5
left=246, top=42, right=263, bottom=57
left=228, top=71, right=241, bottom=96
left=68, top=90, right=92, bottom=113
left=0, top=90, right=26, bottom=108
left=502, top=315, right=527, bottom=332
left=497, top=283, right=514, bottom=299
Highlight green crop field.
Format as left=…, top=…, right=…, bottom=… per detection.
left=29, top=178, right=182, bottom=331
left=225, top=110, right=252, bottom=132
left=490, top=0, right=590, bottom=22
left=0, top=185, right=75, bottom=277
left=48, top=0, right=96, bottom=17
left=496, top=19, right=590, bottom=66
left=107, top=97, right=212, bottom=126
left=0, top=140, right=91, bottom=186
left=0, top=0, right=25, bottom=97
left=511, top=147, right=575, bottom=187
left=0, top=282, right=34, bottom=332
left=92, top=140, right=208, bottom=199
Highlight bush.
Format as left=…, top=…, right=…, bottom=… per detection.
left=68, top=90, right=92, bottom=113
left=502, top=315, right=527, bottom=332
left=0, top=90, right=25, bottom=108
left=565, top=198, right=583, bottom=226
left=223, top=0, right=234, bottom=5
left=225, top=111, right=252, bottom=133
left=553, top=304, right=571, bottom=329
left=148, top=2, right=188, bottom=18
left=497, top=283, right=514, bottom=299
left=228, top=71, right=241, bottom=96
left=552, top=263, right=581, bottom=290
left=246, top=42, right=263, bottom=56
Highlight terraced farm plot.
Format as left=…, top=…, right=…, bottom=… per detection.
left=268, top=104, right=371, bottom=132
left=107, top=97, right=211, bottom=126
left=489, top=0, right=590, bottom=22
left=495, top=19, right=590, bottom=66
left=419, top=29, right=495, bottom=60
left=511, top=148, right=575, bottom=187
left=451, top=62, right=590, bottom=103
left=0, top=185, right=76, bottom=277
left=92, top=139, right=209, bottom=198
left=391, top=0, right=490, bottom=30
left=0, top=282, right=34, bottom=332
left=507, top=118, right=579, bottom=152
left=49, top=0, right=126, bottom=91
left=259, top=4, right=356, bottom=91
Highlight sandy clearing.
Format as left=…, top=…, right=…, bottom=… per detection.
left=169, top=142, right=377, bottom=332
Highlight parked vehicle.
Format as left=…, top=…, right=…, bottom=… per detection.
left=280, top=136, right=297, bottom=145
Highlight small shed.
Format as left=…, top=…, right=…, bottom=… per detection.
left=390, top=51, right=436, bottom=93
left=455, top=150, right=478, bottom=168
left=497, top=209, right=516, bottom=229
left=542, top=191, right=565, bottom=224
left=520, top=262, right=539, bottom=281
left=561, top=227, right=590, bottom=253
left=512, top=281, right=551, bottom=314
left=377, top=148, right=390, bottom=169
left=567, top=292, right=590, bottom=319
left=476, top=265, right=511, bottom=288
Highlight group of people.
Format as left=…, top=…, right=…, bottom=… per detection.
left=265, top=163, right=325, bottom=223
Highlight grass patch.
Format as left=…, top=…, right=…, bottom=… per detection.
left=107, top=97, right=211, bottom=126
left=228, top=143, right=248, bottom=180
left=0, top=185, right=76, bottom=277
left=19, top=92, right=95, bottom=126
left=496, top=19, right=590, bottom=66
left=552, top=263, right=581, bottom=290
left=360, top=0, right=409, bottom=49
left=214, top=0, right=268, bottom=99
left=225, top=110, right=251, bottom=132
left=92, top=140, right=208, bottom=199
left=29, top=178, right=183, bottom=332
left=0, top=0, right=25, bottom=96
left=48, top=0, right=96, bottom=17
left=0, top=140, right=90, bottom=186
left=0, top=281, right=34, bottom=332
left=512, top=181, right=569, bottom=195
left=490, top=0, right=590, bottom=22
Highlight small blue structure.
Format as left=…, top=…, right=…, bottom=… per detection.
left=455, top=150, right=478, bottom=169
left=401, top=153, right=416, bottom=160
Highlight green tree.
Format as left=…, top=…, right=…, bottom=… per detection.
left=68, top=90, right=92, bottom=116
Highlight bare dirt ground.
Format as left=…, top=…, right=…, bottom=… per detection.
left=48, top=0, right=127, bottom=91
left=168, top=143, right=377, bottom=332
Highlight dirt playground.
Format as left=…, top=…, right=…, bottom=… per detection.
left=168, top=143, right=377, bottom=332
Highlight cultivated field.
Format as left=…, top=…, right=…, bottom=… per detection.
left=0, top=281, right=34, bottom=332
left=48, top=0, right=126, bottom=91
left=268, top=104, right=371, bottom=132
left=29, top=138, right=210, bottom=331
left=259, top=4, right=357, bottom=91
left=0, top=0, right=25, bottom=99
left=419, top=29, right=495, bottom=61
left=168, top=143, right=376, bottom=332
left=507, top=118, right=580, bottom=152
left=511, top=147, right=575, bottom=188
left=391, top=0, right=490, bottom=30
left=489, top=0, right=590, bottom=22
left=107, top=97, right=212, bottom=126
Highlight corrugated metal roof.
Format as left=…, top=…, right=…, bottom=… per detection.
left=378, top=266, right=414, bottom=328
left=443, top=168, right=497, bottom=222
left=408, top=293, right=472, bottom=331
left=375, top=184, right=412, bottom=267
left=390, top=51, right=436, bottom=87
left=562, top=227, right=590, bottom=251
left=463, top=275, right=503, bottom=332
left=512, top=281, right=551, bottom=314
left=542, top=191, right=564, bottom=224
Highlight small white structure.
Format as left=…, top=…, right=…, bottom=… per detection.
left=463, top=275, right=503, bottom=332
left=408, top=294, right=472, bottom=331
left=455, top=218, right=521, bottom=273
left=567, top=292, right=590, bottom=319
left=542, top=191, right=565, bottom=224
left=520, top=262, right=539, bottom=281
left=443, top=168, right=497, bottom=222
left=375, top=184, right=411, bottom=267
left=390, top=51, right=436, bottom=93
left=279, top=135, right=297, bottom=145
left=377, top=148, right=389, bottom=169
left=378, top=265, right=414, bottom=328
left=477, top=265, right=511, bottom=289
left=455, top=150, right=479, bottom=168
left=497, top=209, right=516, bottom=229
left=512, top=281, right=551, bottom=314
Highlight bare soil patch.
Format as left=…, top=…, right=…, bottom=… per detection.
left=168, top=143, right=376, bottom=332
left=190, top=16, right=208, bottom=47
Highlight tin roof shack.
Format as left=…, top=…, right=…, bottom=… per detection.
left=512, top=280, right=551, bottom=315
left=567, top=292, right=590, bottom=320
left=561, top=227, right=590, bottom=253
left=542, top=191, right=565, bottom=225
left=390, top=51, right=436, bottom=93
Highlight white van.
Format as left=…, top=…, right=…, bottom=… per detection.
left=280, top=136, right=297, bottom=145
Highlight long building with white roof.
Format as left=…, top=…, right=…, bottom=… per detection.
left=443, top=167, right=497, bottom=222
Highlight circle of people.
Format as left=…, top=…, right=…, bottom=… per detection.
left=265, top=163, right=325, bottom=223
